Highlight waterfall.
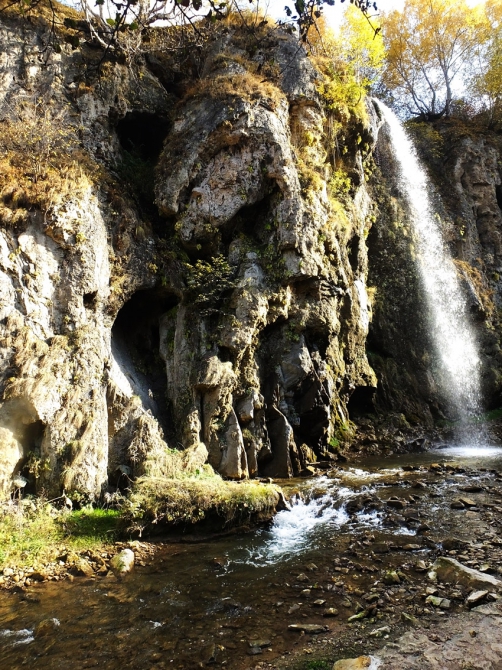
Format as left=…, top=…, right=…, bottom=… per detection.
left=376, top=102, right=483, bottom=437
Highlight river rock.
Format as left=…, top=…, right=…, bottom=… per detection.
left=441, top=537, right=468, bottom=551
left=72, top=558, right=94, bottom=577
left=248, top=638, right=271, bottom=648
left=288, top=623, right=328, bottom=634
left=370, top=625, right=391, bottom=637
left=333, top=656, right=372, bottom=669
left=35, top=618, right=60, bottom=638
left=110, top=549, right=135, bottom=578
left=466, top=590, right=489, bottom=606
left=323, top=608, right=339, bottom=617
left=248, top=646, right=262, bottom=656
left=425, top=595, right=450, bottom=609
left=383, top=570, right=401, bottom=585
left=401, top=612, right=419, bottom=625
left=30, top=570, right=48, bottom=582
left=432, top=557, right=502, bottom=590
left=459, top=497, right=477, bottom=507
left=386, top=498, right=406, bottom=509
left=372, top=542, right=390, bottom=554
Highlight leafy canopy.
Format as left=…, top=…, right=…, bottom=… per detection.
left=380, top=0, right=488, bottom=119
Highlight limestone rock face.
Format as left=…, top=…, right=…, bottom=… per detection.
left=0, top=12, right=380, bottom=497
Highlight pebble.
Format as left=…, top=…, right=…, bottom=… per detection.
left=323, top=608, right=339, bottom=617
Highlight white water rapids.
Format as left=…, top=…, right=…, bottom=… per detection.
left=377, top=102, right=483, bottom=431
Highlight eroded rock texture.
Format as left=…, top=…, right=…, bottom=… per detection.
left=0, top=14, right=383, bottom=497
left=2, top=9, right=500, bottom=501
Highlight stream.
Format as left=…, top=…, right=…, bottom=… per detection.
left=3, top=444, right=502, bottom=669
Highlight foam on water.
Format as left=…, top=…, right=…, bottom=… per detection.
left=244, top=493, right=349, bottom=565
left=237, top=478, right=382, bottom=566
left=0, top=628, right=34, bottom=645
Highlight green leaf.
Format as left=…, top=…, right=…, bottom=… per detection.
left=106, top=17, right=116, bottom=26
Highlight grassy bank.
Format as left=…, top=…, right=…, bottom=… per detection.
left=0, top=500, right=121, bottom=570
left=123, top=469, right=281, bottom=535
left=0, top=469, right=280, bottom=573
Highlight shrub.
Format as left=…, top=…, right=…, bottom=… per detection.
left=0, top=100, right=98, bottom=222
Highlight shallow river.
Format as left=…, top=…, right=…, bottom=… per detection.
left=2, top=445, right=502, bottom=669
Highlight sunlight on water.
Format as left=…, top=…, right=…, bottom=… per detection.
left=434, top=445, right=502, bottom=458
left=341, top=467, right=402, bottom=481
left=377, top=101, right=483, bottom=436
left=236, top=479, right=383, bottom=566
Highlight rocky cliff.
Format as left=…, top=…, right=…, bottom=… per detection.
left=0, top=7, right=383, bottom=498
left=0, top=4, right=501, bottom=501
left=367, top=119, right=502, bottom=428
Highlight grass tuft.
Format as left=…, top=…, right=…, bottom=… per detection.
left=123, top=470, right=280, bottom=534
left=0, top=499, right=121, bottom=570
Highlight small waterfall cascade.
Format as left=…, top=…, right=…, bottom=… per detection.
left=376, top=102, right=483, bottom=436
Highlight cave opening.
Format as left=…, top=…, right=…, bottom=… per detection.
left=19, top=419, right=46, bottom=495
left=111, top=288, right=180, bottom=437
left=347, top=386, right=376, bottom=419
left=496, top=184, right=502, bottom=212
left=116, top=111, right=170, bottom=162
left=115, top=111, right=171, bottom=233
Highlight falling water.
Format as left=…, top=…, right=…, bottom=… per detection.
left=377, top=102, right=483, bottom=436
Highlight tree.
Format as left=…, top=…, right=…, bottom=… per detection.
left=381, top=0, right=488, bottom=119
left=309, top=7, right=383, bottom=93
left=467, top=0, right=502, bottom=127
left=1, top=0, right=376, bottom=65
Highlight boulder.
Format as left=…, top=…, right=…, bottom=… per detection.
left=432, top=557, right=502, bottom=591
left=110, top=549, right=135, bottom=578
